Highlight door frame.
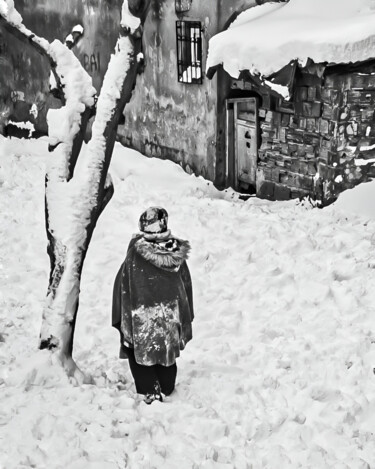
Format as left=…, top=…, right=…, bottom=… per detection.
left=225, top=97, right=259, bottom=191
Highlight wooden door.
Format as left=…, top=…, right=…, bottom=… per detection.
left=226, top=97, right=259, bottom=192
left=236, top=121, right=257, bottom=189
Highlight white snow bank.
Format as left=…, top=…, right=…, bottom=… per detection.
left=333, top=178, right=375, bottom=220
left=109, top=145, right=239, bottom=201
left=207, top=0, right=375, bottom=79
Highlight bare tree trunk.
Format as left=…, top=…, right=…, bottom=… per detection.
left=40, top=181, right=113, bottom=377
left=39, top=1, right=151, bottom=378
left=1, top=0, right=151, bottom=378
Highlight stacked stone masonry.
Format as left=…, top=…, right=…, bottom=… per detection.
left=241, top=63, right=375, bottom=203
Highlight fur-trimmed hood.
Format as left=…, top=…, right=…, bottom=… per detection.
left=134, top=235, right=191, bottom=271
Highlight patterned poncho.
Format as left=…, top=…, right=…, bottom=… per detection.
left=112, top=234, right=194, bottom=366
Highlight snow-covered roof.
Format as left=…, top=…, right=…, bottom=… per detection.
left=207, top=0, right=375, bottom=79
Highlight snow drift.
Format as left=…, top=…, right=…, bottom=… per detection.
left=1, top=136, right=375, bottom=468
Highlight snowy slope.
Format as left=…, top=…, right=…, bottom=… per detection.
left=1, top=136, right=375, bottom=468
left=207, top=0, right=375, bottom=79
left=333, top=179, right=375, bottom=220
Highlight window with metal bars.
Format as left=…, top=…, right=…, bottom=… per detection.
left=175, top=0, right=192, bottom=13
left=176, top=21, right=202, bottom=84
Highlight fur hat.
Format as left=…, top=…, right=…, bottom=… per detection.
left=139, top=207, right=168, bottom=234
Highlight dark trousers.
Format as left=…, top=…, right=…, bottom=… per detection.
left=125, top=347, right=177, bottom=396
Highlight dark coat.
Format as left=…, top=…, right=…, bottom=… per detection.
left=112, top=234, right=194, bottom=366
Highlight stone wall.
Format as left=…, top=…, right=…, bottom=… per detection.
left=248, top=61, right=375, bottom=203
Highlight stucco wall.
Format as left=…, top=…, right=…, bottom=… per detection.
left=119, top=0, right=257, bottom=181
left=0, top=0, right=121, bottom=132
left=119, top=0, right=219, bottom=180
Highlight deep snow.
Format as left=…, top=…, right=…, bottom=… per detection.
left=1, top=136, right=375, bottom=468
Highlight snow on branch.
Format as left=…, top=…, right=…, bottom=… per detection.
left=64, top=24, right=84, bottom=49
left=89, top=37, right=133, bottom=150
left=46, top=3, right=144, bottom=247
left=47, top=40, right=95, bottom=153
left=49, top=25, right=85, bottom=100
left=46, top=3, right=141, bottom=247
left=121, top=0, right=141, bottom=32
left=0, top=0, right=51, bottom=61
left=72, top=24, right=84, bottom=35
left=46, top=38, right=96, bottom=184
left=0, top=1, right=95, bottom=130
left=0, top=0, right=23, bottom=29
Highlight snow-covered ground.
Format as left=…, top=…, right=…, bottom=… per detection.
left=1, top=136, right=375, bottom=469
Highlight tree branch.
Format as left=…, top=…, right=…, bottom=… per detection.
left=100, top=180, right=115, bottom=215
left=68, top=106, right=94, bottom=180
left=0, top=11, right=96, bottom=157
left=128, top=0, right=151, bottom=22
left=0, top=13, right=58, bottom=78
left=95, top=1, right=152, bottom=197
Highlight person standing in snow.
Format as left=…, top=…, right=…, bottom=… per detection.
left=112, top=207, right=194, bottom=404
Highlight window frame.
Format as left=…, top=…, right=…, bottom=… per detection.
left=176, top=20, right=203, bottom=85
